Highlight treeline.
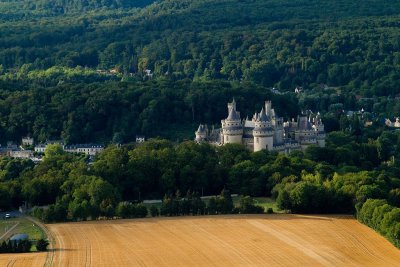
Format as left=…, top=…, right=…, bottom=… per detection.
left=158, top=190, right=263, bottom=217
left=0, top=79, right=298, bottom=145
left=0, top=1, right=399, bottom=96
left=0, top=238, right=49, bottom=253
left=357, top=199, right=400, bottom=248
left=160, top=191, right=206, bottom=216
left=0, top=125, right=399, bottom=210
left=0, top=239, right=32, bottom=253
left=0, top=124, right=397, bottom=209
left=32, top=201, right=149, bottom=222
left=31, top=187, right=262, bottom=222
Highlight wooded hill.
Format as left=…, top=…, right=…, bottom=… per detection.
left=0, top=0, right=156, bottom=15
left=0, top=0, right=399, bottom=95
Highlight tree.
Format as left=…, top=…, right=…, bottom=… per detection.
left=43, top=144, right=65, bottom=161
left=388, top=189, right=400, bottom=207
left=218, top=189, right=233, bottom=214
left=207, top=197, right=217, bottom=215
left=277, top=189, right=291, bottom=210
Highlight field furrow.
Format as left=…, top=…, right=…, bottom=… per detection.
left=43, top=214, right=400, bottom=267
left=1, top=215, right=399, bottom=266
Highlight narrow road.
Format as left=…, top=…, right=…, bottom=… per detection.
left=0, top=221, right=20, bottom=241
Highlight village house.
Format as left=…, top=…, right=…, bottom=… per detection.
left=21, top=137, right=34, bottom=146
left=63, top=144, right=104, bottom=156
left=34, top=141, right=103, bottom=156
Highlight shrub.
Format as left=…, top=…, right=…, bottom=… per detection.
left=135, top=204, right=148, bottom=218
left=116, top=202, right=131, bottom=218
left=238, top=196, right=264, bottom=214
left=36, top=238, right=49, bottom=251
left=150, top=205, right=159, bottom=217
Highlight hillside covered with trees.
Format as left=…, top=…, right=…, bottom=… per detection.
left=0, top=0, right=398, bottom=95
left=0, top=0, right=398, bottom=143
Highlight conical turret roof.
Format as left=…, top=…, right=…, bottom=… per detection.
left=227, top=107, right=241, bottom=121
left=196, top=124, right=206, bottom=133
left=258, top=108, right=269, bottom=122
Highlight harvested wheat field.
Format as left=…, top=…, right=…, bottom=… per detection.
left=40, top=214, right=400, bottom=267
left=0, top=252, right=46, bottom=267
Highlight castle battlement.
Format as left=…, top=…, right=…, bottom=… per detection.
left=195, top=99, right=326, bottom=153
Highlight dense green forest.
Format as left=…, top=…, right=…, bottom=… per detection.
left=0, top=79, right=301, bottom=144
left=0, top=0, right=157, bottom=15
left=0, top=77, right=398, bottom=145
left=0, top=0, right=398, bottom=143
left=0, top=0, right=399, bottom=95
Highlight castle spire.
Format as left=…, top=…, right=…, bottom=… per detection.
left=258, top=107, right=269, bottom=122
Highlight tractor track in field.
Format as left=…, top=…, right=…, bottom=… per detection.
left=6, top=258, right=16, bottom=267
left=3, top=214, right=400, bottom=266
left=25, top=216, right=55, bottom=267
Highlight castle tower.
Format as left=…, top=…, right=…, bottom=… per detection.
left=274, top=117, right=284, bottom=145
left=221, top=99, right=243, bottom=144
left=253, top=108, right=274, bottom=152
left=227, top=98, right=237, bottom=112
left=314, top=112, right=326, bottom=147
left=265, top=100, right=272, bottom=117
left=195, top=124, right=207, bottom=142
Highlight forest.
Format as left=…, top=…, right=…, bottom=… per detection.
left=0, top=0, right=398, bottom=144
left=0, top=0, right=397, bottom=144
left=0, top=0, right=398, bottom=95
left=0, top=79, right=301, bottom=144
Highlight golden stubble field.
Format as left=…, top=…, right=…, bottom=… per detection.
left=1, top=214, right=400, bottom=266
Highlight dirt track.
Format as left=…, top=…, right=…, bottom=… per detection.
left=2, top=214, right=400, bottom=266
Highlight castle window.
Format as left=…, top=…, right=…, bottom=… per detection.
left=256, top=137, right=259, bottom=143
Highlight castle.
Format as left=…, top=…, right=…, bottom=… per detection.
left=195, top=99, right=325, bottom=153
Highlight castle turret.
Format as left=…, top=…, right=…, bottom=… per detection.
left=265, top=101, right=272, bottom=117
left=195, top=124, right=207, bottom=142
left=227, top=98, right=237, bottom=112
left=314, top=112, right=326, bottom=147
left=253, top=108, right=274, bottom=151
left=273, top=117, right=284, bottom=145
left=221, top=99, right=243, bottom=144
